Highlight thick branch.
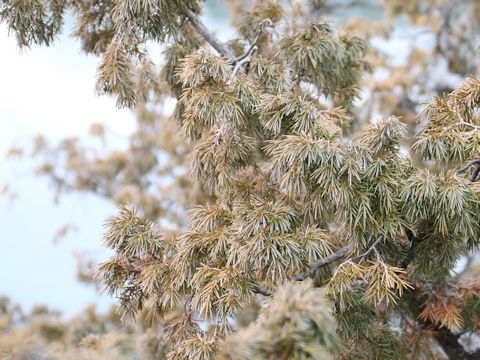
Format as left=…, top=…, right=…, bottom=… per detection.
left=291, top=245, right=350, bottom=281
left=180, top=5, right=235, bottom=61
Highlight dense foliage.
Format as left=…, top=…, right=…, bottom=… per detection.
left=3, top=0, right=480, bottom=359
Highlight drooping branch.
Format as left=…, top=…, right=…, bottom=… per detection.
left=179, top=5, right=235, bottom=61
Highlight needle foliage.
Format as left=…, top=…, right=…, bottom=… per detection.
left=4, top=0, right=480, bottom=359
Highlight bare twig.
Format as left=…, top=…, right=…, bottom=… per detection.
left=356, top=237, right=382, bottom=263
left=253, top=245, right=351, bottom=296
left=330, top=238, right=385, bottom=281
left=442, top=121, right=480, bottom=132
left=255, top=241, right=378, bottom=295
left=330, top=259, right=355, bottom=280
left=180, top=6, right=272, bottom=83
left=291, top=245, right=350, bottom=281
left=179, top=5, right=235, bottom=61
left=233, top=19, right=272, bottom=64
left=231, top=53, right=254, bottom=79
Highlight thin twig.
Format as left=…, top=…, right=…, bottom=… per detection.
left=330, top=259, right=355, bottom=280
left=442, top=121, right=480, bottom=132
left=233, top=19, right=272, bottom=64
left=180, top=7, right=272, bottom=83
left=356, top=237, right=382, bottom=263
left=291, top=245, right=350, bottom=281
left=231, top=53, right=254, bottom=79
left=455, top=159, right=480, bottom=176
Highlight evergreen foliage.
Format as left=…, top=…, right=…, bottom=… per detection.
left=4, top=0, right=480, bottom=359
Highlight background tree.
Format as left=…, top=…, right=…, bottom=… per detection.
left=3, top=0, right=480, bottom=359
left=0, top=296, right=166, bottom=359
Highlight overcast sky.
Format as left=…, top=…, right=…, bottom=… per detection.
left=0, top=3, right=233, bottom=317
left=0, top=24, right=132, bottom=315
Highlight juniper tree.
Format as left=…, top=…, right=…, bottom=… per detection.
left=4, top=0, right=480, bottom=359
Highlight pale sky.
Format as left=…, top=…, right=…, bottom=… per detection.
left=0, top=3, right=232, bottom=316
left=0, top=23, right=134, bottom=315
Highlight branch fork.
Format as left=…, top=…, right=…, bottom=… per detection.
left=455, top=159, right=480, bottom=181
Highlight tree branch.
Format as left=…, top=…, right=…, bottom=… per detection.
left=233, top=19, right=271, bottom=63
left=231, top=54, right=252, bottom=80
left=291, top=245, right=350, bottom=281
left=455, top=159, right=480, bottom=176
left=470, top=163, right=480, bottom=182
left=356, top=237, right=381, bottom=263
left=179, top=5, right=235, bottom=61
left=253, top=287, right=274, bottom=297
left=443, top=121, right=480, bottom=133
left=252, top=245, right=350, bottom=296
